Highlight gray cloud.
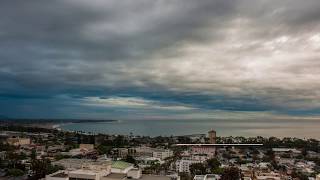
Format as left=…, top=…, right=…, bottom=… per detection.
left=1, top=0, right=320, bottom=118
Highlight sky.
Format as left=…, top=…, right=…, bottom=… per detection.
left=1, top=0, right=320, bottom=120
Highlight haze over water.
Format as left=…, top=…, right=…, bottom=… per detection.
left=60, top=119, right=320, bottom=139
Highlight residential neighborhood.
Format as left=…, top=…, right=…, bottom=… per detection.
left=0, top=124, right=319, bottom=180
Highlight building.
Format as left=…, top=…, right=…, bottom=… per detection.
left=255, top=172, right=281, bottom=180
left=112, top=148, right=129, bottom=158
left=134, top=146, right=154, bottom=157
left=188, top=130, right=217, bottom=158
left=112, top=146, right=153, bottom=159
left=135, top=156, right=163, bottom=168
left=272, top=148, right=301, bottom=156
left=80, top=144, right=95, bottom=150
left=113, top=146, right=171, bottom=159
left=6, top=137, right=31, bottom=146
left=46, top=168, right=173, bottom=180
left=52, top=159, right=111, bottom=170
left=46, top=171, right=69, bottom=180
left=47, top=145, right=66, bottom=153
left=111, top=161, right=134, bottom=174
left=126, top=168, right=142, bottom=179
left=176, top=159, right=201, bottom=173
left=191, top=146, right=215, bottom=158
left=152, top=149, right=173, bottom=160
left=46, top=169, right=110, bottom=180
left=62, top=146, right=96, bottom=157
left=208, top=130, right=216, bottom=144
left=69, top=168, right=110, bottom=180
left=191, top=154, right=210, bottom=162
left=48, top=159, right=112, bottom=180
left=53, top=159, right=86, bottom=169
left=0, top=151, right=6, bottom=160
left=194, top=174, right=220, bottom=180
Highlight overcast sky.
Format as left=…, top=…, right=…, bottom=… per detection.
left=1, top=0, right=320, bottom=120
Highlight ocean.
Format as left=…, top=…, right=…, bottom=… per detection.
left=59, top=119, right=320, bottom=139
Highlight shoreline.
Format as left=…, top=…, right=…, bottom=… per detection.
left=2, top=119, right=320, bottom=139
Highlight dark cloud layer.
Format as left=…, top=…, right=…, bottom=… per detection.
left=1, top=0, right=320, bottom=119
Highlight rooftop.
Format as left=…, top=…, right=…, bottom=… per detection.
left=112, top=161, right=133, bottom=170
left=104, top=173, right=126, bottom=179
left=139, top=175, right=171, bottom=180
left=51, top=172, right=68, bottom=178
left=69, top=169, right=99, bottom=175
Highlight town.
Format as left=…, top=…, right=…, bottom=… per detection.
left=0, top=125, right=319, bottom=180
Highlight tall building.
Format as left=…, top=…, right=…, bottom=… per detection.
left=208, top=130, right=216, bottom=144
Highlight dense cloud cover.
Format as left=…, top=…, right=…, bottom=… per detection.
left=1, top=0, right=320, bottom=119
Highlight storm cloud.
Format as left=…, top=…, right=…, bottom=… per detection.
left=1, top=0, right=320, bottom=119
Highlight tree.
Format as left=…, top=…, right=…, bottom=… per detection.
left=124, top=155, right=137, bottom=165
left=97, top=145, right=112, bottom=155
left=31, top=149, right=36, bottom=160
left=190, top=163, right=206, bottom=176
left=221, top=167, right=240, bottom=180
left=207, top=158, right=221, bottom=171
left=7, top=168, right=24, bottom=177
left=212, top=167, right=224, bottom=175
left=179, top=172, right=192, bottom=180
left=30, top=158, right=63, bottom=179
left=291, top=170, right=308, bottom=180
left=7, top=152, right=19, bottom=169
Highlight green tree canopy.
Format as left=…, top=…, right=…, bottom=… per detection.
left=221, top=167, right=240, bottom=180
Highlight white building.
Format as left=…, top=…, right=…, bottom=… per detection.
left=194, top=174, right=220, bottom=180
left=176, top=159, right=201, bottom=173
left=153, top=149, right=173, bottom=160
